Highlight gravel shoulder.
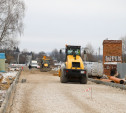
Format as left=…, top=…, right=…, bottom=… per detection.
left=10, top=69, right=126, bottom=113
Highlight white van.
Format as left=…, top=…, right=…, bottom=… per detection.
left=30, top=60, right=40, bottom=68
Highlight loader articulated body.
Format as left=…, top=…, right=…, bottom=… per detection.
left=59, top=45, right=88, bottom=84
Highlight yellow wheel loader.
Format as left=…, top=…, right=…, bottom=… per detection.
left=59, top=45, right=88, bottom=84
left=40, top=56, right=51, bottom=72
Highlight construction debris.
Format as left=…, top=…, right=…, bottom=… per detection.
left=8, top=67, right=20, bottom=71
left=21, top=79, right=26, bottom=83
left=52, top=67, right=60, bottom=76
left=0, top=74, right=3, bottom=83
left=0, top=72, right=17, bottom=89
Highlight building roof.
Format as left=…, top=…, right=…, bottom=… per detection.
left=103, top=40, right=122, bottom=44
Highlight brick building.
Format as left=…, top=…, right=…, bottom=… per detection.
left=103, top=40, right=122, bottom=75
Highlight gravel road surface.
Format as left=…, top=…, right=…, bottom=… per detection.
left=10, top=70, right=126, bottom=113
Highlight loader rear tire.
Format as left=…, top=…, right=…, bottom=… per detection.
left=60, top=69, right=68, bottom=83
left=80, top=75, right=87, bottom=84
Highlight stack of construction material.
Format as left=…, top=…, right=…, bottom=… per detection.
left=108, top=76, right=125, bottom=84
left=84, top=62, right=103, bottom=78
left=100, top=75, right=125, bottom=85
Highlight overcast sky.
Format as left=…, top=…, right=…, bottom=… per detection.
left=18, top=0, right=126, bottom=53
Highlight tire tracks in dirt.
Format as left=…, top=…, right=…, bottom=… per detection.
left=59, top=84, right=99, bottom=113
left=20, top=83, right=37, bottom=113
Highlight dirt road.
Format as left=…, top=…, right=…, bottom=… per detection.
left=10, top=70, right=126, bottom=113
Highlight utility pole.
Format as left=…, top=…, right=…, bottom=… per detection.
left=17, top=53, right=21, bottom=64
left=96, top=52, right=98, bottom=62
left=99, top=47, right=100, bottom=61
left=84, top=50, right=87, bottom=61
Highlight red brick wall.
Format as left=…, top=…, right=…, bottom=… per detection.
left=103, top=40, right=122, bottom=75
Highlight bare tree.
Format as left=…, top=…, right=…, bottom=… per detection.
left=0, top=37, right=19, bottom=50
left=85, top=43, right=94, bottom=54
left=0, top=0, right=25, bottom=49
left=85, top=43, right=96, bottom=61
left=38, top=51, right=46, bottom=58
left=50, top=49, right=60, bottom=61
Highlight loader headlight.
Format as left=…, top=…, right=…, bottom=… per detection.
left=81, top=71, right=86, bottom=74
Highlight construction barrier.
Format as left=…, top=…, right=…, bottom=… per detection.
left=83, top=87, right=93, bottom=99
left=88, top=78, right=126, bottom=90
left=0, top=70, right=21, bottom=113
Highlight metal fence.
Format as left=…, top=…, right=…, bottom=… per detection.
left=117, top=63, right=126, bottom=79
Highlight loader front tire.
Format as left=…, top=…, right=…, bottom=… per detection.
left=60, top=69, right=68, bottom=83
left=80, top=75, right=87, bottom=84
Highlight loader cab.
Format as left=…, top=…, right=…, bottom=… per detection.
left=65, top=45, right=81, bottom=61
